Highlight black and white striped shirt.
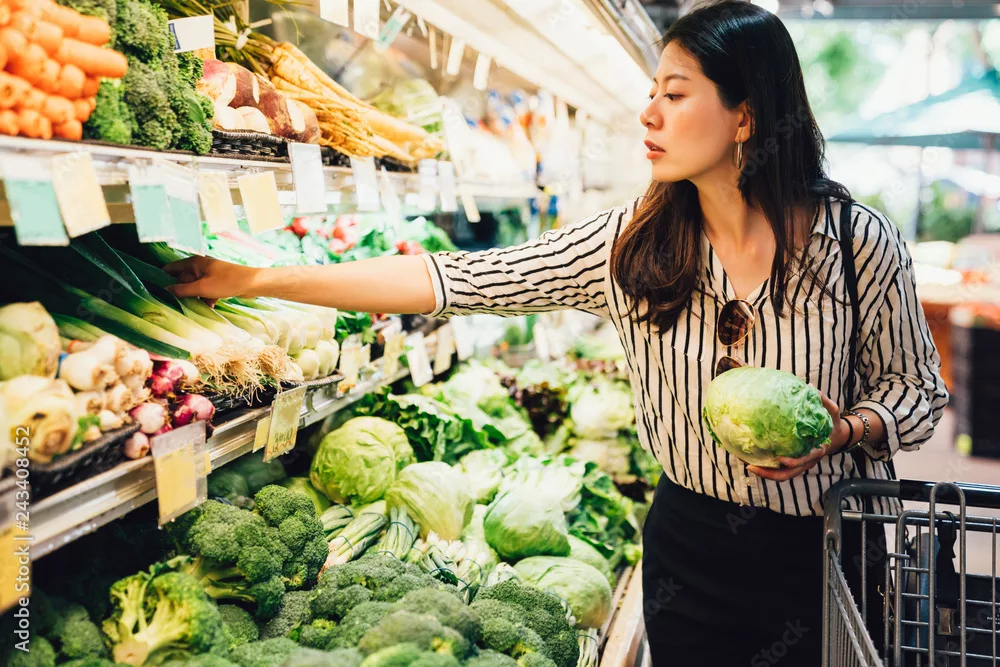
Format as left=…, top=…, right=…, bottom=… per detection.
left=421, top=197, right=949, bottom=516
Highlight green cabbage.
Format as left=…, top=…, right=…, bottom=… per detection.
left=310, top=417, right=412, bottom=504
left=281, top=477, right=331, bottom=514
left=566, top=535, right=612, bottom=583
left=384, top=462, right=474, bottom=540
left=702, top=367, right=833, bottom=468
left=568, top=378, right=635, bottom=438
left=483, top=488, right=570, bottom=561
left=461, top=505, right=500, bottom=572
left=514, top=556, right=613, bottom=629
left=457, top=449, right=507, bottom=503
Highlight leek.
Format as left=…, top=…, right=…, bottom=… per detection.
left=259, top=298, right=323, bottom=348
left=229, top=298, right=297, bottom=352
left=53, top=314, right=106, bottom=342
left=216, top=301, right=279, bottom=344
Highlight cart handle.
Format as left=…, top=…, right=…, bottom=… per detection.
left=824, top=478, right=1000, bottom=553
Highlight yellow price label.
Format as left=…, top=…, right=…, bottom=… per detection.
left=154, top=442, right=198, bottom=524
left=0, top=523, right=28, bottom=614
left=238, top=171, right=284, bottom=234
left=50, top=152, right=110, bottom=237
left=253, top=415, right=271, bottom=453
left=264, top=386, right=306, bottom=463
left=338, top=338, right=363, bottom=392
left=382, top=332, right=406, bottom=377
left=198, top=171, right=239, bottom=232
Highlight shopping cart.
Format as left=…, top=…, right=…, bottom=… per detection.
left=823, top=478, right=1000, bottom=667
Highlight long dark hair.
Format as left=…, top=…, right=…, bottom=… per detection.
left=610, top=0, right=849, bottom=331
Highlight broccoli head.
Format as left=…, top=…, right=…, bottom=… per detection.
left=356, top=611, right=468, bottom=658
left=411, top=655, right=460, bottom=667
left=218, top=605, right=259, bottom=650
left=318, top=554, right=409, bottom=592
left=231, top=458, right=287, bottom=495
left=6, top=636, right=57, bottom=667
left=228, top=637, right=299, bottom=667
left=357, top=643, right=422, bottom=667
left=280, top=647, right=362, bottom=667
left=475, top=581, right=565, bottom=621
left=325, top=602, right=394, bottom=649
left=50, top=612, right=109, bottom=661
left=516, top=655, right=557, bottom=667
left=60, top=658, right=119, bottom=667
left=371, top=573, right=443, bottom=603
left=471, top=582, right=578, bottom=667
left=310, top=584, right=372, bottom=621
left=160, top=655, right=241, bottom=667
left=115, top=0, right=170, bottom=60
left=103, top=566, right=228, bottom=666
left=465, top=651, right=519, bottom=667
left=295, top=619, right=338, bottom=650
left=251, top=486, right=327, bottom=590
left=394, top=588, right=481, bottom=645
left=259, top=591, right=313, bottom=640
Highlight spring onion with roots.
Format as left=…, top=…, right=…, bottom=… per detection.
left=59, top=350, right=118, bottom=392
left=74, top=391, right=104, bottom=416
left=292, top=348, right=320, bottom=381
left=124, top=432, right=150, bottom=459
left=577, top=629, right=599, bottom=667
left=130, top=402, right=168, bottom=435
left=104, top=383, right=134, bottom=414
left=322, top=501, right=388, bottom=572
left=314, top=339, right=339, bottom=377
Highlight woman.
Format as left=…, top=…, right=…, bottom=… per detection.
left=167, top=1, right=947, bottom=662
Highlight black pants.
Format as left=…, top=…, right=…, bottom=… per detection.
left=642, top=475, right=885, bottom=666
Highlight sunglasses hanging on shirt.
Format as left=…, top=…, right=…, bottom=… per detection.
left=715, top=298, right=754, bottom=377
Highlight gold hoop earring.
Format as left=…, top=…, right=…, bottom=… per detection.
left=735, top=141, right=744, bottom=169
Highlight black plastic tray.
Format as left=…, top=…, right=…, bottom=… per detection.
left=28, top=423, right=141, bottom=498
left=321, top=146, right=351, bottom=168
left=281, top=372, right=345, bottom=390
left=211, top=129, right=288, bottom=161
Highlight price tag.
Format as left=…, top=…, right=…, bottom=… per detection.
left=338, top=335, right=363, bottom=392
left=239, top=171, right=284, bottom=234
left=350, top=156, right=380, bottom=212
left=450, top=316, right=475, bottom=361
left=473, top=53, right=491, bottom=91
left=164, top=165, right=204, bottom=255
left=446, top=38, right=466, bottom=77
left=460, top=185, right=481, bottom=223
left=289, top=143, right=326, bottom=214
left=2, top=156, right=69, bottom=246
left=128, top=164, right=174, bottom=242
left=319, top=0, right=349, bottom=26
left=379, top=167, right=402, bottom=230
left=382, top=331, right=406, bottom=377
left=438, top=161, right=458, bottom=213
left=359, top=344, right=372, bottom=369
left=198, top=171, right=239, bottom=232
left=252, top=411, right=272, bottom=453
left=405, top=332, right=433, bottom=387
left=433, top=324, right=455, bottom=375
left=376, top=6, right=411, bottom=51
left=0, top=492, right=26, bottom=614
left=263, top=386, right=307, bottom=462
left=354, top=0, right=380, bottom=39
left=429, top=27, right=438, bottom=70
left=417, top=159, right=438, bottom=211
left=168, top=15, right=214, bottom=53
left=51, top=152, right=110, bottom=237
left=152, top=421, right=207, bottom=525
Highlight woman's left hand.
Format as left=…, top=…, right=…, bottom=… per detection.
left=748, top=393, right=851, bottom=481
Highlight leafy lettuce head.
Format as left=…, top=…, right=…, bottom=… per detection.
left=702, top=367, right=832, bottom=468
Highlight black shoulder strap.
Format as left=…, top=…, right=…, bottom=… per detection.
left=836, top=198, right=896, bottom=491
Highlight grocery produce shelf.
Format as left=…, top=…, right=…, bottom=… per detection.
left=600, top=562, right=649, bottom=667
left=0, top=135, right=539, bottom=227
left=26, top=328, right=440, bottom=560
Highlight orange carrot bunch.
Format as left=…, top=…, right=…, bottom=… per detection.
left=0, top=0, right=125, bottom=140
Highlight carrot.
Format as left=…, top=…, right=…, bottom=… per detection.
left=37, top=58, right=61, bottom=94
left=0, top=109, right=18, bottom=136
left=11, top=11, right=63, bottom=54
left=0, top=73, right=30, bottom=110
left=73, top=97, right=90, bottom=121
left=81, top=76, right=99, bottom=98
left=54, top=38, right=127, bottom=79
left=0, top=27, right=26, bottom=64
left=57, top=63, right=85, bottom=99
left=7, top=42, right=47, bottom=84
left=0, top=5, right=11, bottom=28
left=21, top=88, right=45, bottom=112
left=17, top=108, right=44, bottom=137
left=7, top=0, right=41, bottom=18
left=41, top=94, right=73, bottom=124
left=75, top=15, right=110, bottom=46
left=53, top=118, right=81, bottom=140
left=0, top=42, right=7, bottom=71
left=38, top=114, right=52, bottom=139
left=37, top=1, right=81, bottom=39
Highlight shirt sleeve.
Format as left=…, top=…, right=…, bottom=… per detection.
left=421, top=204, right=630, bottom=319
left=851, top=205, right=950, bottom=460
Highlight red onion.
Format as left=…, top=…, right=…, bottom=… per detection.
left=153, top=361, right=185, bottom=384
left=124, top=432, right=150, bottom=459
left=130, top=402, right=168, bottom=435
left=179, top=393, right=216, bottom=423
left=149, top=373, right=176, bottom=398
left=171, top=403, right=196, bottom=427
left=154, top=423, right=173, bottom=437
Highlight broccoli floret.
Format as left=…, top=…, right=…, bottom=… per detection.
left=218, top=605, right=259, bottom=650
left=255, top=486, right=317, bottom=527
left=281, top=647, right=362, bottom=667
left=516, top=655, right=557, bottom=667
left=510, top=627, right=547, bottom=660
left=259, top=591, right=313, bottom=640
left=103, top=567, right=228, bottom=666
left=51, top=614, right=109, bottom=661
left=371, top=573, right=441, bottom=603
left=319, top=554, right=409, bottom=592
left=6, top=636, right=57, bottom=667
left=476, top=581, right=565, bottom=621
left=228, top=637, right=299, bottom=667
left=160, top=654, right=241, bottom=667
left=295, top=619, right=338, bottom=649
left=465, top=651, right=519, bottom=667
left=83, top=79, right=133, bottom=145
left=357, top=611, right=468, bottom=658
left=311, top=584, right=372, bottom=621
left=30, top=591, right=61, bottom=637
left=472, top=582, right=578, bottom=667
left=326, top=602, right=394, bottom=649
left=115, top=0, right=169, bottom=60
left=394, top=588, right=481, bottom=645
left=357, top=643, right=423, bottom=667
left=480, top=618, right=520, bottom=654
left=542, top=631, right=580, bottom=667
left=123, top=57, right=175, bottom=150
left=411, top=655, right=460, bottom=667
left=251, top=486, right=326, bottom=590
left=60, top=658, right=119, bottom=667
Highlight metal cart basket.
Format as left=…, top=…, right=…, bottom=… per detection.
left=823, top=478, right=1000, bottom=667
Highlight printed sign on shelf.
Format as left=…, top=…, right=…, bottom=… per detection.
left=263, top=386, right=307, bottom=462
left=2, top=155, right=69, bottom=246
left=198, top=171, right=239, bottom=232
left=51, top=152, right=110, bottom=237
left=289, top=142, right=327, bottom=214
left=168, top=15, right=214, bottom=53
left=152, top=421, right=207, bottom=525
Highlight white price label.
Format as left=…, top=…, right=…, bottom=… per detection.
left=438, top=161, right=458, bottom=213
left=338, top=335, right=363, bottom=392
left=239, top=171, right=284, bottom=234
left=319, top=0, right=349, bottom=26
left=354, top=0, right=380, bottom=39
left=429, top=27, right=438, bottom=70
left=198, top=171, right=239, bottom=232
left=473, top=53, right=491, bottom=91
left=460, top=185, right=481, bottom=223
left=405, top=332, right=433, bottom=387
left=168, top=15, right=214, bottom=53
left=433, top=324, right=455, bottom=375
left=350, top=156, right=380, bottom=212
left=417, top=159, right=438, bottom=212
left=450, top=316, right=474, bottom=361
left=380, top=167, right=402, bottom=230
left=446, top=38, right=465, bottom=76
left=289, top=142, right=327, bottom=214
left=51, top=152, right=110, bottom=237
